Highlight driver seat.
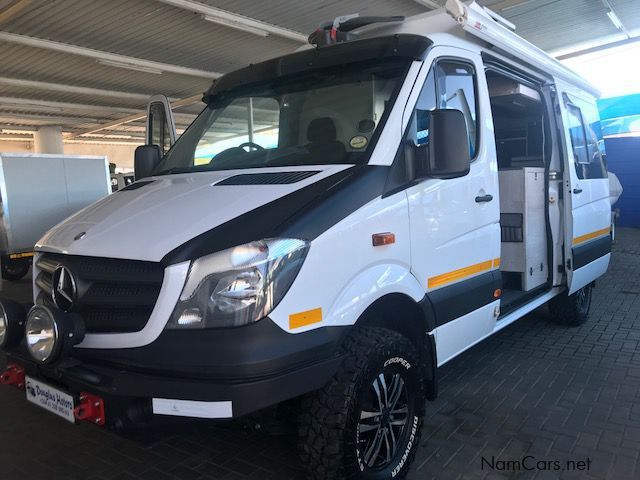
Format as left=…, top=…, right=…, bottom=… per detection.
left=306, top=117, right=346, bottom=161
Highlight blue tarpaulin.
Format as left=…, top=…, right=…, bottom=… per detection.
left=605, top=137, right=640, bottom=227
left=598, top=95, right=640, bottom=227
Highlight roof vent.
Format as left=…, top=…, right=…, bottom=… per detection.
left=216, top=171, right=320, bottom=186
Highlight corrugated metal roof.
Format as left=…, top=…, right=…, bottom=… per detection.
left=0, top=0, right=638, bottom=144
left=201, top=0, right=426, bottom=33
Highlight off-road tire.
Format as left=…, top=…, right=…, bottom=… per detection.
left=297, top=327, right=426, bottom=480
left=548, top=284, right=592, bottom=326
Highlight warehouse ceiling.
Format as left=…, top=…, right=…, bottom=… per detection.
left=0, top=0, right=639, bottom=146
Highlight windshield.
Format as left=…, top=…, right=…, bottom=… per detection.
left=153, top=58, right=411, bottom=175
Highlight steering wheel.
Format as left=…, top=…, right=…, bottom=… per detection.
left=238, top=141, right=264, bottom=152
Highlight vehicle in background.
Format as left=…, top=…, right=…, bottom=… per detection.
left=0, top=153, right=111, bottom=280
left=608, top=171, right=623, bottom=241
left=0, top=2, right=612, bottom=478
left=110, top=173, right=135, bottom=192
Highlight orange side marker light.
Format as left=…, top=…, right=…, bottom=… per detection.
left=372, top=232, right=395, bottom=247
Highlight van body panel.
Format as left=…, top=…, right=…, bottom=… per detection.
left=268, top=190, right=416, bottom=332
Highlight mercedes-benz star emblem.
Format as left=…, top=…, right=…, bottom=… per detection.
left=51, top=266, right=77, bottom=311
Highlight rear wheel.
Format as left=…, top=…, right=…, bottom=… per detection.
left=1, top=257, right=30, bottom=281
left=548, top=284, right=592, bottom=326
left=297, top=328, right=425, bottom=480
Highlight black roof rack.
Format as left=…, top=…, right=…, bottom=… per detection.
left=308, top=14, right=405, bottom=46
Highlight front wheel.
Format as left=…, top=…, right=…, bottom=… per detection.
left=297, top=328, right=425, bottom=480
left=548, top=284, right=592, bottom=326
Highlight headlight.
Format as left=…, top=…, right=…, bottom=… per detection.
left=25, top=306, right=59, bottom=363
left=166, top=238, right=309, bottom=329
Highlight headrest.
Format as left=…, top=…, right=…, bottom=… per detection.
left=307, top=117, right=337, bottom=143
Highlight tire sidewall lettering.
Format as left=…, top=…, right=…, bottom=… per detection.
left=391, top=415, right=419, bottom=477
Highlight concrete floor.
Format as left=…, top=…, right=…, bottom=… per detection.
left=1, top=229, right=639, bottom=480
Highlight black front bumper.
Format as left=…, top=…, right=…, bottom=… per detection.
left=4, top=319, right=348, bottom=427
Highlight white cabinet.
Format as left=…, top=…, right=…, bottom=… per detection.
left=499, top=167, right=547, bottom=291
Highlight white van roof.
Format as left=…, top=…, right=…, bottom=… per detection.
left=354, top=0, right=600, bottom=98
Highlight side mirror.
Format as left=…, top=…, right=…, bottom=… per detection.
left=134, top=145, right=162, bottom=180
left=414, top=109, right=471, bottom=179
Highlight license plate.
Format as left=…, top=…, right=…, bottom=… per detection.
left=25, top=376, right=76, bottom=423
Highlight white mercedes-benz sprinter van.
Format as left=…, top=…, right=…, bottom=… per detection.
left=0, top=1, right=611, bottom=478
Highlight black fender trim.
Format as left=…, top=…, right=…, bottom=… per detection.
left=572, top=235, right=611, bottom=270
left=429, top=270, right=501, bottom=327
left=425, top=332, right=438, bottom=401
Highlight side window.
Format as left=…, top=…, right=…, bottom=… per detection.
left=408, top=60, right=479, bottom=156
left=566, top=104, right=589, bottom=166
left=436, top=61, right=479, bottom=158
left=564, top=96, right=607, bottom=179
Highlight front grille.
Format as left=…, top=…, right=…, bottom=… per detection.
left=35, top=253, right=165, bottom=334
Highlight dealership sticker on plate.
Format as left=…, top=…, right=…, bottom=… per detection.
left=349, top=135, right=368, bottom=149
left=25, top=376, right=76, bottom=423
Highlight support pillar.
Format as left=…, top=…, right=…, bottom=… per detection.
left=33, top=126, right=64, bottom=154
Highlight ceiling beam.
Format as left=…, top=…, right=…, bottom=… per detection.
left=155, top=0, right=307, bottom=42
left=0, top=113, right=103, bottom=124
left=70, top=94, right=202, bottom=138
left=0, top=0, right=31, bottom=24
left=601, top=0, right=630, bottom=38
left=413, top=0, right=443, bottom=9
left=484, top=0, right=534, bottom=12
left=0, top=77, right=170, bottom=102
left=554, top=35, right=640, bottom=60
left=0, top=96, right=141, bottom=114
left=0, top=31, right=222, bottom=78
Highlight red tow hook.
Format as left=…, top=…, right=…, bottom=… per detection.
left=74, top=392, right=106, bottom=426
left=0, top=363, right=25, bottom=389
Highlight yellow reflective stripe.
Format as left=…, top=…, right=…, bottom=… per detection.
left=8, top=252, right=34, bottom=259
left=493, top=258, right=501, bottom=268
left=289, top=308, right=323, bottom=329
left=428, top=259, right=495, bottom=289
left=573, top=227, right=610, bottom=246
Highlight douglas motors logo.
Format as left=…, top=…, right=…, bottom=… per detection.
left=26, top=381, right=36, bottom=398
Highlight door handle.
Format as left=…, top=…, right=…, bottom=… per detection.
left=475, top=194, right=493, bottom=203
left=573, top=188, right=583, bottom=194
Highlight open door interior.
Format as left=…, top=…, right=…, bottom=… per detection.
left=557, top=89, right=611, bottom=294
left=146, top=95, right=177, bottom=156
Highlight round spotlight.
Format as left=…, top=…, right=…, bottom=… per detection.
left=0, top=299, right=27, bottom=350
left=0, top=304, right=7, bottom=346
left=25, top=306, right=59, bottom=364
left=24, top=305, right=85, bottom=364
